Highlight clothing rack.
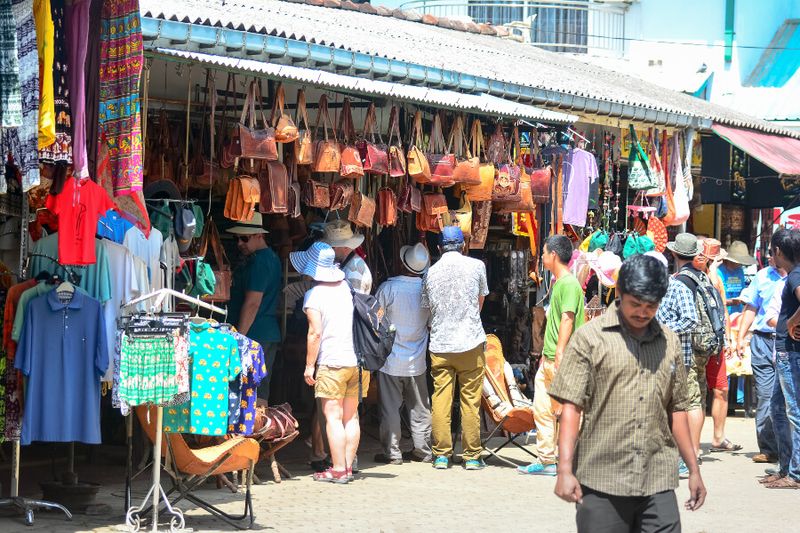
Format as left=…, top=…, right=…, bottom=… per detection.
left=120, top=289, right=226, bottom=532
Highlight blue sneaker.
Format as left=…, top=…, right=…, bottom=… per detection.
left=464, top=459, right=486, bottom=470
left=433, top=456, right=449, bottom=470
left=517, top=460, right=557, bottom=476
left=678, top=460, right=690, bottom=479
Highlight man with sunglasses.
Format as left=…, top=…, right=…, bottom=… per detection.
left=227, top=213, right=282, bottom=401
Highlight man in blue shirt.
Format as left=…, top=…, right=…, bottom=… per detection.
left=737, top=240, right=786, bottom=464
left=716, top=240, right=755, bottom=315
left=227, top=213, right=282, bottom=401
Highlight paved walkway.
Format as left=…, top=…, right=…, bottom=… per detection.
left=0, top=415, right=794, bottom=532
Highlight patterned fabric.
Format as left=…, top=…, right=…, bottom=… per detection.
left=0, top=0, right=22, bottom=128
left=2, top=279, right=35, bottom=440
left=37, top=0, right=71, bottom=163
left=98, top=0, right=143, bottom=196
left=421, top=251, right=489, bottom=353
left=656, top=277, right=699, bottom=367
left=4, top=0, right=39, bottom=191
left=0, top=288, right=8, bottom=442
left=231, top=333, right=266, bottom=435
left=549, top=302, right=690, bottom=498
left=118, top=332, right=179, bottom=407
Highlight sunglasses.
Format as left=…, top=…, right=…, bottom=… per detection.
left=236, top=236, right=250, bottom=243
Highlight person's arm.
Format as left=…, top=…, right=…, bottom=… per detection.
left=736, top=305, right=758, bottom=356
left=236, top=290, right=263, bottom=337
left=670, top=410, right=706, bottom=511
left=554, top=401, right=583, bottom=504
left=478, top=262, right=489, bottom=311
left=787, top=284, right=800, bottom=340
left=479, top=295, right=485, bottom=311
left=304, top=308, right=322, bottom=386
left=554, top=311, right=575, bottom=369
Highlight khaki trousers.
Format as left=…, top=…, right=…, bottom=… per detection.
left=533, top=357, right=559, bottom=464
left=430, top=344, right=485, bottom=461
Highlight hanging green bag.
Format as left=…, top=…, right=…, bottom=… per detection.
left=627, top=125, right=656, bottom=190
left=185, top=261, right=217, bottom=299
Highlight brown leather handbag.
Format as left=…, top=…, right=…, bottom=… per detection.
left=416, top=210, right=442, bottom=233
left=469, top=200, right=492, bottom=250
left=287, top=160, right=302, bottom=218
left=407, top=111, right=431, bottom=184
left=358, top=103, right=388, bottom=175
left=338, top=99, right=364, bottom=179
left=189, top=70, right=219, bottom=190
left=224, top=175, right=261, bottom=222
left=329, top=180, right=354, bottom=211
left=492, top=127, right=522, bottom=203
left=348, top=192, right=376, bottom=228
left=387, top=106, right=406, bottom=178
left=312, top=95, right=341, bottom=173
left=462, top=120, right=495, bottom=200
left=426, top=112, right=455, bottom=187
left=302, top=179, right=330, bottom=209
left=218, top=73, right=238, bottom=169
left=397, top=176, right=419, bottom=213
left=486, top=122, right=507, bottom=165
left=270, top=83, right=298, bottom=144
left=530, top=166, right=553, bottom=203
left=198, top=217, right=231, bottom=302
left=451, top=116, right=481, bottom=185
left=235, top=80, right=278, bottom=161
left=441, top=192, right=472, bottom=236
left=294, top=89, right=314, bottom=165
left=258, top=160, right=289, bottom=214
left=378, top=187, right=397, bottom=227
left=423, top=192, right=448, bottom=216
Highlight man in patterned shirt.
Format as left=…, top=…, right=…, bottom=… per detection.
left=655, top=254, right=699, bottom=369
left=422, top=226, right=489, bottom=471
left=551, top=255, right=706, bottom=532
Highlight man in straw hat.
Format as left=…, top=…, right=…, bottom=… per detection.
left=291, top=241, right=368, bottom=484
left=374, top=243, right=433, bottom=465
left=227, top=212, right=282, bottom=400
left=321, top=220, right=372, bottom=295
left=717, top=240, right=756, bottom=315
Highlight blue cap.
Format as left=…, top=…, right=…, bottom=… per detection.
left=441, top=226, right=465, bottom=245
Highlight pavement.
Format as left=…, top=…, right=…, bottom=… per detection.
left=0, top=415, right=795, bottom=532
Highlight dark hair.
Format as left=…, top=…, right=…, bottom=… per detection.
left=441, top=242, right=463, bottom=254
left=617, top=255, right=669, bottom=303
left=772, top=227, right=800, bottom=263
left=544, top=235, right=573, bottom=265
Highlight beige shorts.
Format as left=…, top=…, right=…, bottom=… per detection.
left=686, top=354, right=709, bottom=411
left=315, top=365, right=370, bottom=400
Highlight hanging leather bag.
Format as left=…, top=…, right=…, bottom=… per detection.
left=451, top=115, right=481, bottom=185
left=287, top=159, right=302, bottom=218
left=312, top=95, right=341, bottom=173
left=258, top=160, right=289, bottom=214
left=302, top=179, right=331, bottom=209
left=270, top=83, right=298, bottom=144
left=469, top=200, right=492, bottom=250
left=397, top=176, right=422, bottom=213
left=486, top=122, right=507, bottom=165
left=426, top=112, right=455, bottom=186
left=198, top=217, right=231, bottom=302
left=294, top=89, right=314, bottom=165
left=339, top=98, right=365, bottom=179
left=387, top=106, right=406, bottom=178
left=235, top=80, right=278, bottom=161
left=407, top=111, right=431, bottom=184
left=492, top=126, right=523, bottom=203
left=357, top=103, right=388, bottom=175
left=462, top=120, right=495, bottom=201
left=378, top=187, right=398, bottom=226
left=224, top=175, right=261, bottom=222
left=348, top=192, right=376, bottom=228
left=219, top=73, right=238, bottom=169
left=441, top=192, right=472, bottom=235
left=329, top=179, right=355, bottom=211
left=423, top=191, right=448, bottom=216
left=530, top=167, right=553, bottom=204
left=495, top=128, right=533, bottom=212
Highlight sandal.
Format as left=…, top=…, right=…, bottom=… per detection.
left=313, top=468, right=349, bottom=484
left=710, top=438, right=743, bottom=453
left=759, top=473, right=783, bottom=484
left=765, top=476, right=800, bottom=489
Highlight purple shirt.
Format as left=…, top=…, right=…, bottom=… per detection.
left=562, top=148, right=599, bottom=227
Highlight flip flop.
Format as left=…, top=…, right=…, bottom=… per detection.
left=765, top=477, right=800, bottom=489
left=710, top=438, right=743, bottom=453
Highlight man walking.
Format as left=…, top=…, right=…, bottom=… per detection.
left=736, top=234, right=786, bottom=464
left=552, top=255, right=706, bottom=532
left=422, top=227, right=489, bottom=471
left=519, top=235, right=585, bottom=476
left=375, top=243, right=432, bottom=465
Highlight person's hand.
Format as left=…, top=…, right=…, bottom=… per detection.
left=554, top=472, right=583, bottom=504
left=685, top=471, right=706, bottom=511
left=304, top=364, right=316, bottom=386
left=789, top=316, right=800, bottom=341
left=735, top=337, right=747, bottom=358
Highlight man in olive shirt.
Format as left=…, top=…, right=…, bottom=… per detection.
left=551, top=255, right=706, bottom=532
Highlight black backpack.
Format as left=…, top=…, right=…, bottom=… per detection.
left=676, top=270, right=726, bottom=357
left=349, top=283, right=396, bottom=400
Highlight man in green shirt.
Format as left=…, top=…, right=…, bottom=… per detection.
left=227, top=213, right=282, bottom=401
left=519, top=235, right=585, bottom=476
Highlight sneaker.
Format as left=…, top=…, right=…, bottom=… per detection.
left=374, top=453, right=403, bottom=465
left=433, top=456, right=449, bottom=469
left=464, top=459, right=486, bottom=470
left=517, top=460, right=557, bottom=476
left=678, top=460, right=690, bottom=479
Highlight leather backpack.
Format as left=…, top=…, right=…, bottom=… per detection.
left=348, top=192, right=376, bottom=228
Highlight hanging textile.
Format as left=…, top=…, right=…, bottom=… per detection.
left=38, top=0, right=71, bottom=163
left=218, top=326, right=267, bottom=435
left=0, top=287, right=9, bottom=442
left=2, top=278, right=36, bottom=440
left=65, top=0, right=89, bottom=178
left=33, top=0, right=54, bottom=149
left=0, top=0, right=22, bottom=129
left=98, top=0, right=144, bottom=196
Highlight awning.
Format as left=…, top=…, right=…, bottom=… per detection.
left=152, top=48, right=579, bottom=124
left=712, top=123, right=800, bottom=176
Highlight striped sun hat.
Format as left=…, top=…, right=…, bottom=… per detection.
left=289, top=241, right=345, bottom=282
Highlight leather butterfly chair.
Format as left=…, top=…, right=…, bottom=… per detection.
left=135, top=405, right=260, bottom=530
left=481, top=334, right=538, bottom=467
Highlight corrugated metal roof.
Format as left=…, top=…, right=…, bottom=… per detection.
left=139, top=0, right=799, bottom=138
left=154, top=48, right=579, bottom=123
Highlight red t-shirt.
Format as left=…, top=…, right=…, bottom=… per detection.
left=45, top=177, right=115, bottom=265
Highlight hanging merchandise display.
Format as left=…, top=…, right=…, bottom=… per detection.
left=338, top=98, right=365, bottom=179
left=37, top=0, right=71, bottom=164
left=407, top=110, right=431, bottom=184
left=386, top=105, right=406, bottom=178
left=426, top=112, right=455, bottom=186
left=451, top=115, right=481, bottom=185
left=627, top=125, right=655, bottom=191
left=462, top=119, right=494, bottom=201
left=235, top=79, right=278, bottom=161
left=294, top=88, right=313, bottom=165
left=358, top=102, right=388, bottom=175
left=662, top=132, right=691, bottom=226
left=312, top=94, right=340, bottom=173
left=270, top=82, right=298, bottom=144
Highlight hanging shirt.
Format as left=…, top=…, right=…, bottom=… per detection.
left=562, top=148, right=599, bottom=228
left=15, top=289, right=107, bottom=445
left=45, top=176, right=115, bottom=265
left=29, top=233, right=112, bottom=303
left=97, top=209, right=134, bottom=244
left=227, top=330, right=266, bottom=435
left=11, top=280, right=88, bottom=342
left=123, top=225, right=163, bottom=288
left=228, top=247, right=282, bottom=345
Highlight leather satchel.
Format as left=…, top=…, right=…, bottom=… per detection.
left=348, top=192, right=376, bottom=228
left=451, top=116, right=481, bottom=185
left=312, top=95, right=341, bottom=173
left=397, top=177, right=419, bottom=213
left=270, top=83, right=298, bottom=144
left=224, top=175, right=261, bottom=222
left=236, top=80, right=278, bottom=161
left=530, top=166, right=553, bottom=203
left=463, top=120, right=495, bottom=200
left=294, top=89, right=314, bottom=165
left=258, top=160, right=289, bottom=214
left=407, top=111, right=431, bottom=184
left=486, top=122, right=507, bottom=165
left=416, top=210, right=442, bottom=233
left=329, top=179, right=354, bottom=211
left=357, top=102, right=388, bottom=175
left=198, top=217, right=231, bottom=302
left=469, top=200, right=492, bottom=250
left=387, top=106, right=406, bottom=178
left=338, top=98, right=365, bottom=179
left=302, top=179, right=330, bottom=209
left=377, top=187, right=397, bottom=226
left=426, top=112, right=455, bottom=186
left=423, top=192, right=448, bottom=216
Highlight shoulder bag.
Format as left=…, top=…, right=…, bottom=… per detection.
left=235, top=80, right=278, bottom=161
left=287, top=159, right=302, bottom=218
left=219, top=73, right=238, bottom=169
left=338, top=98, right=365, bottom=179
left=441, top=192, right=472, bottom=236
left=302, top=178, right=331, bottom=209
left=492, top=127, right=522, bottom=203
left=387, top=106, right=406, bottom=178
left=407, top=111, right=431, bottom=184
left=358, top=103, right=388, bottom=175
left=348, top=191, right=376, bottom=228
left=329, top=179, right=355, bottom=211
left=645, top=129, right=666, bottom=197
left=627, top=125, right=656, bottom=190
left=189, top=70, right=219, bottom=190
left=486, top=122, right=507, bottom=165
left=397, top=175, right=421, bottom=213
left=462, top=119, right=494, bottom=201
left=258, top=160, right=289, bottom=214
left=198, top=217, right=231, bottom=302
left=312, top=95, right=341, bottom=173
left=224, top=174, right=261, bottom=222
left=423, top=191, right=448, bottom=216
left=378, top=187, right=398, bottom=227
left=451, top=115, right=481, bottom=185
left=270, top=83, right=298, bottom=144
left=426, top=112, right=455, bottom=186
left=294, top=89, right=314, bottom=165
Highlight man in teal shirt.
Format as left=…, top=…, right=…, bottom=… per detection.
left=227, top=213, right=282, bottom=401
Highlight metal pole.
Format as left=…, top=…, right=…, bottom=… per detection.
left=151, top=407, right=164, bottom=532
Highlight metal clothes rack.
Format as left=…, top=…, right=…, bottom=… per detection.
left=120, top=289, right=227, bottom=533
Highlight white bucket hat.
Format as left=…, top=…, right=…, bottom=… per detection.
left=289, top=241, right=345, bottom=282
left=321, top=220, right=364, bottom=249
left=400, top=243, right=430, bottom=275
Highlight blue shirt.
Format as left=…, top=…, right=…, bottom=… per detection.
left=96, top=210, right=134, bottom=244
left=716, top=263, right=746, bottom=314
left=739, top=266, right=786, bottom=334
left=15, top=290, right=108, bottom=445
left=228, top=247, right=282, bottom=345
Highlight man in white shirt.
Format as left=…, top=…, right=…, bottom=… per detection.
left=321, top=220, right=372, bottom=294
left=375, top=243, right=432, bottom=465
